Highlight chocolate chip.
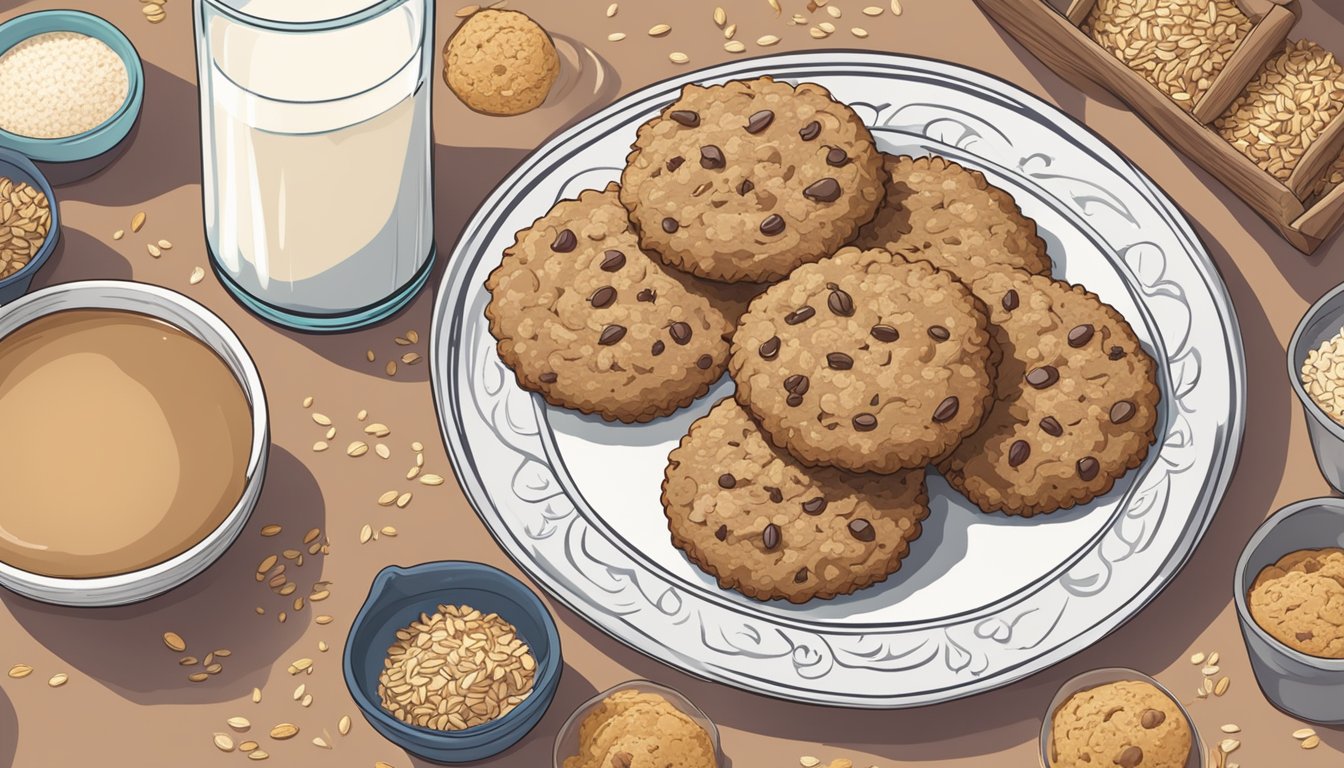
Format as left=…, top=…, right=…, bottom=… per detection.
left=670, top=109, right=699, bottom=127
left=786, top=393, right=804, bottom=407
left=738, top=179, right=754, bottom=195
left=827, top=286, right=855, bottom=316
left=804, top=178, right=842, bottom=203
left=589, top=286, right=616, bottom=308
left=1025, top=365, right=1059, bottom=389
left=598, top=325, right=626, bottom=346
left=1008, top=440, right=1030, bottom=467
left=697, top=354, right=713, bottom=369
left=1296, top=630, right=1314, bottom=641
left=932, top=396, right=959, bottom=423
left=612, top=752, right=634, bottom=768
left=826, top=352, right=853, bottom=370
left=1068, top=324, right=1094, bottom=347
left=1140, top=709, right=1165, bottom=729
left=718, top=473, right=736, bottom=489
left=1001, top=289, right=1019, bottom=311
left=1115, top=746, right=1142, bottom=768
left=802, top=497, right=827, bottom=515
left=762, top=523, right=781, bottom=550
left=870, top=324, right=899, bottom=342
left=661, top=217, right=679, bottom=234
left=600, top=250, right=626, bottom=271
left=870, top=394, right=880, bottom=406
left=666, top=156, right=685, bottom=172
left=1110, top=400, right=1136, bottom=424
left=799, top=120, right=821, bottom=141
left=539, top=372, right=558, bottom=383
left=551, top=229, right=576, bottom=253
left=784, top=374, right=809, bottom=395
left=746, top=109, right=774, bottom=134
left=714, top=525, right=727, bottom=541
left=825, top=147, right=848, bottom=166
left=766, top=486, right=783, bottom=503
left=700, top=145, right=725, bottom=169
left=1109, top=345, right=1126, bottom=360
left=785, top=305, right=815, bottom=325
left=760, top=214, right=786, bottom=236
left=637, top=288, right=656, bottom=302
left=794, top=567, right=809, bottom=583
left=1039, top=416, right=1063, bottom=436
left=669, top=321, right=692, bottom=345
left=848, top=519, right=876, bottom=542
left=928, top=325, right=950, bottom=341
left=651, top=340, right=665, bottom=356
left=853, top=413, right=878, bottom=431
left=759, top=336, right=781, bottom=359
left=1077, top=456, right=1099, bottom=481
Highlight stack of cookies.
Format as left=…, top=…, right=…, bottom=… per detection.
left=485, top=75, right=1162, bottom=605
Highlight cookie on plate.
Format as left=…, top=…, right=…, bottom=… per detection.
left=729, top=246, right=996, bottom=474
left=854, top=154, right=1051, bottom=282
left=663, top=398, right=929, bottom=603
left=443, top=9, right=559, bottom=116
left=1049, top=679, right=1192, bottom=768
left=619, top=76, right=885, bottom=283
left=939, top=270, right=1160, bottom=516
left=485, top=183, right=752, bottom=423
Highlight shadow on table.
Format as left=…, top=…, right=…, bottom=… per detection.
left=280, top=144, right=530, bottom=383
left=408, top=661, right=600, bottom=768
left=56, top=62, right=202, bottom=207
left=28, top=229, right=133, bottom=289
left=2, top=448, right=326, bottom=705
left=0, top=688, right=14, bottom=768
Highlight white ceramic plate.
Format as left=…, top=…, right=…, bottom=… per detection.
left=431, top=53, right=1246, bottom=707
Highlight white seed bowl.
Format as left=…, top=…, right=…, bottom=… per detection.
left=0, top=280, right=268, bottom=606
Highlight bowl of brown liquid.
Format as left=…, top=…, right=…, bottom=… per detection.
left=0, top=280, right=267, bottom=606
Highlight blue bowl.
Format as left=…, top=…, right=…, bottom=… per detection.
left=0, top=11, right=144, bottom=169
left=343, top=562, right=563, bottom=764
left=0, top=148, right=58, bottom=306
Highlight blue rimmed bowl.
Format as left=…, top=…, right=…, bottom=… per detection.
left=0, top=148, right=58, bottom=305
left=343, top=562, right=563, bottom=764
left=0, top=10, right=143, bottom=181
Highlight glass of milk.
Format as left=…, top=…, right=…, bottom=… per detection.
left=194, top=0, right=434, bottom=331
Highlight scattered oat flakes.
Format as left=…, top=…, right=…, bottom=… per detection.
left=228, top=717, right=251, bottom=731
left=1220, top=739, right=1240, bottom=754
left=113, top=229, right=124, bottom=240
left=147, top=243, right=161, bottom=258
left=252, top=687, right=262, bottom=703
left=248, top=751, right=268, bottom=761
left=47, top=672, right=67, bottom=687
left=338, top=715, right=352, bottom=735
left=318, top=641, right=329, bottom=652
left=757, top=34, right=780, bottom=46
left=607, top=32, right=625, bottom=41
left=313, top=441, right=329, bottom=452
left=163, top=632, right=187, bottom=652
left=7, top=664, right=32, bottom=679
left=1221, top=724, right=1240, bottom=733
left=189, top=266, right=204, bottom=285
left=316, top=615, right=334, bottom=625
left=158, top=239, right=172, bottom=250
left=1190, top=652, right=1206, bottom=665
left=713, top=6, right=726, bottom=26
left=1214, top=676, right=1230, bottom=696
left=376, top=444, right=391, bottom=459
left=863, top=6, right=884, bottom=15
left=311, top=413, right=332, bottom=426
left=1294, top=728, right=1317, bottom=740
left=347, top=441, right=369, bottom=457
left=648, top=23, right=670, bottom=37
left=381, top=526, right=398, bottom=537
left=891, top=0, right=902, bottom=14
left=419, top=474, right=445, bottom=486
left=827, top=5, right=842, bottom=17
left=378, top=490, right=399, bottom=506
left=768, top=0, right=781, bottom=15
left=396, top=492, right=413, bottom=508
left=801, top=759, right=821, bottom=768
left=131, top=211, right=146, bottom=232
left=1302, top=735, right=1321, bottom=749
left=851, top=27, right=869, bottom=38
left=312, top=736, right=330, bottom=749
left=214, top=733, right=235, bottom=752
left=456, top=4, right=478, bottom=17
left=725, top=40, right=746, bottom=53
left=385, top=361, right=397, bottom=376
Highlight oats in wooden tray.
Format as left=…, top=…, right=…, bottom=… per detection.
left=1215, top=40, right=1344, bottom=181
left=1083, top=0, right=1252, bottom=111
left=1310, top=150, right=1344, bottom=200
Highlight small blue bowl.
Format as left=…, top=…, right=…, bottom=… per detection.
left=0, top=10, right=144, bottom=178
left=0, top=148, right=58, bottom=306
left=343, top=562, right=563, bottom=764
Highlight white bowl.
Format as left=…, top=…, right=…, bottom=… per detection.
left=0, top=280, right=268, bottom=606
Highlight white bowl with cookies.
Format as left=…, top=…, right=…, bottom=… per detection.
left=1040, top=667, right=1202, bottom=768
left=1234, top=497, right=1344, bottom=724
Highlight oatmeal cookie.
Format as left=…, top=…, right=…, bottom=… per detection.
left=443, top=9, right=559, bottom=116
left=1249, top=547, right=1344, bottom=659
left=563, top=689, right=716, bottom=768
left=1049, top=679, right=1192, bottom=768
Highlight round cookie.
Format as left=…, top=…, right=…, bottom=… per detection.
left=729, top=246, right=996, bottom=474
left=1049, top=680, right=1192, bottom=768
left=485, top=183, right=751, bottom=423
left=939, top=270, right=1160, bottom=516
left=854, top=154, right=1052, bottom=283
left=562, top=689, right=716, bottom=768
left=1249, top=547, right=1344, bottom=659
left=443, top=10, right=559, bottom=116
left=619, top=76, right=886, bottom=283
left=663, top=398, right=929, bottom=603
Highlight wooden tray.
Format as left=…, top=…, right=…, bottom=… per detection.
left=976, top=0, right=1344, bottom=253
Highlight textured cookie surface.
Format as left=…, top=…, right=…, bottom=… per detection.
left=939, top=270, right=1159, bottom=516
left=444, top=10, right=559, bottom=116
left=485, top=184, right=750, bottom=423
left=619, top=77, right=885, bottom=283
left=1049, top=680, right=1192, bottom=768
left=854, top=154, right=1051, bottom=283
left=663, top=399, right=928, bottom=603
left=562, top=689, right=716, bottom=768
left=1249, top=547, right=1344, bottom=659
left=730, top=247, right=995, bottom=474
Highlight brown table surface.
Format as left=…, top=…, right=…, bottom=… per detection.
left=1, top=0, right=1343, bottom=766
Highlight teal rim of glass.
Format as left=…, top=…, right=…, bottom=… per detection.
left=199, top=0, right=415, bottom=33
left=209, top=245, right=436, bottom=333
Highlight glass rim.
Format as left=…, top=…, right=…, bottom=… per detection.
left=199, top=0, right=414, bottom=33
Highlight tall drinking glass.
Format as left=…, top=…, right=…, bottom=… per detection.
left=194, top=0, right=434, bottom=331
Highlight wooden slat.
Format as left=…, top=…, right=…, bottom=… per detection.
left=1191, top=5, right=1295, bottom=125
left=1292, top=179, right=1344, bottom=242
left=1065, top=0, right=1097, bottom=26
left=1289, top=110, right=1344, bottom=201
